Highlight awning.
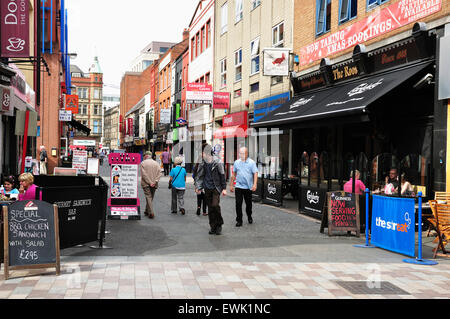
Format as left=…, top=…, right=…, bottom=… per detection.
left=253, top=61, right=431, bottom=127
left=214, top=125, right=248, bottom=139
left=68, top=119, right=91, bottom=136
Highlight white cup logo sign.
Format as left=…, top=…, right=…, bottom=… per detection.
left=1, top=0, right=29, bottom=57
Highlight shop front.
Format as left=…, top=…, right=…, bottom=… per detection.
left=253, top=24, right=441, bottom=219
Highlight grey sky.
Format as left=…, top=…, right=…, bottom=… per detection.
left=66, top=0, right=198, bottom=88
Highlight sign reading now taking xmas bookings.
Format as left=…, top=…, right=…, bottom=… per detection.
left=370, top=195, right=416, bottom=257
left=299, top=0, right=442, bottom=66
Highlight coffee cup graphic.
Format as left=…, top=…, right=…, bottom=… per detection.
left=7, top=37, right=25, bottom=52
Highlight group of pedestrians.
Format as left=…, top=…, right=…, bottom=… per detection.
left=139, top=144, right=258, bottom=236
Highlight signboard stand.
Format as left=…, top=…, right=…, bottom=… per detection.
left=2, top=201, right=60, bottom=280
left=322, top=191, right=360, bottom=237
left=108, top=153, right=141, bottom=220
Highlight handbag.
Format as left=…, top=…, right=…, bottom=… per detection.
left=169, top=167, right=183, bottom=189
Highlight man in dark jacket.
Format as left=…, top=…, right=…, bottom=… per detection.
left=194, top=144, right=227, bottom=235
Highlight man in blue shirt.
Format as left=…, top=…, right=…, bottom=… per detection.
left=230, top=147, right=258, bottom=227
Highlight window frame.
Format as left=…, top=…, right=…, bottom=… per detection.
left=250, top=37, right=260, bottom=75
left=272, top=22, right=284, bottom=47
left=234, top=48, right=242, bottom=82
left=251, top=0, right=261, bottom=10
left=339, top=0, right=358, bottom=24
left=220, top=58, right=227, bottom=88
left=316, top=0, right=331, bottom=36
left=235, top=0, right=243, bottom=24
left=221, top=2, right=228, bottom=35
left=366, top=0, right=389, bottom=11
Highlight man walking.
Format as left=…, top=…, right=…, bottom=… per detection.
left=140, top=151, right=162, bottom=219
left=194, top=144, right=227, bottom=235
left=230, top=147, right=258, bottom=227
left=161, top=150, right=171, bottom=176
left=39, top=145, right=48, bottom=175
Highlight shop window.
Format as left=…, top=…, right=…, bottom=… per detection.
left=339, top=0, right=357, bottom=24
left=316, top=0, right=331, bottom=36
left=221, top=2, right=228, bottom=34
left=367, top=0, right=389, bottom=10
left=235, top=0, right=243, bottom=23
left=250, top=37, right=260, bottom=75
left=272, top=22, right=284, bottom=47
left=235, top=48, right=242, bottom=82
left=220, top=58, right=227, bottom=87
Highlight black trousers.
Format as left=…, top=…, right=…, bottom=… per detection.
left=163, top=163, right=170, bottom=176
left=197, top=192, right=207, bottom=214
left=204, top=189, right=223, bottom=231
left=235, top=188, right=252, bottom=223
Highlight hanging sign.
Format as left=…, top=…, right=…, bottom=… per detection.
left=1, top=87, right=11, bottom=112
left=213, top=92, right=230, bottom=109
left=59, top=109, right=72, bottom=121
left=65, top=95, right=79, bottom=114
left=299, top=0, right=442, bottom=66
left=2, top=200, right=60, bottom=280
left=0, top=0, right=30, bottom=58
left=263, top=48, right=290, bottom=76
left=186, top=83, right=213, bottom=104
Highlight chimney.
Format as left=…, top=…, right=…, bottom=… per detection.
left=182, top=28, right=189, bottom=41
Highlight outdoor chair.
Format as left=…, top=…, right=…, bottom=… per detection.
left=431, top=202, right=450, bottom=258
left=426, top=192, right=450, bottom=237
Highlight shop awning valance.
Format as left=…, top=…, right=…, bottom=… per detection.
left=214, top=125, right=248, bottom=139
left=252, top=61, right=431, bottom=128
left=68, top=119, right=91, bottom=136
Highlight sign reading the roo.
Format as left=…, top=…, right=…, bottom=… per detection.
left=2, top=200, right=60, bottom=279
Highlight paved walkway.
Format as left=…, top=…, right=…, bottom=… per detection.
left=0, top=166, right=449, bottom=299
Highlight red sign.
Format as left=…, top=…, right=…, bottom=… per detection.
left=186, top=83, right=213, bottom=104
left=223, top=111, right=248, bottom=127
left=213, top=92, right=230, bottom=110
left=127, top=118, right=133, bottom=136
left=1, top=0, right=30, bottom=57
left=299, top=0, right=442, bottom=66
left=1, top=87, right=11, bottom=112
left=65, top=94, right=79, bottom=114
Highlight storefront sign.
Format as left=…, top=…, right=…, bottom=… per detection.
left=299, top=0, right=442, bottom=66
left=65, top=95, right=79, bottom=114
left=223, top=111, right=247, bottom=127
left=263, top=48, right=290, bottom=76
left=59, top=109, right=72, bottom=121
left=332, top=62, right=359, bottom=82
left=160, top=108, right=171, bottom=124
left=73, top=139, right=96, bottom=146
left=1, top=0, right=30, bottom=58
left=1, top=86, right=11, bottom=112
left=72, top=150, right=88, bottom=171
left=297, top=73, right=325, bottom=91
left=372, top=39, right=421, bottom=72
left=213, top=92, right=230, bottom=109
left=299, top=186, right=327, bottom=217
left=325, top=191, right=360, bottom=236
left=186, top=83, right=213, bottom=105
left=262, top=180, right=282, bottom=206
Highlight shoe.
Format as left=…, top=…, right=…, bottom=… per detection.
left=209, top=229, right=216, bottom=235
left=180, top=209, right=185, bottom=215
left=248, top=217, right=253, bottom=224
left=196, top=208, right=201, bottom=215
left=144, top=211, right=149, bottom=216
left=203, top=212, right=208, bottom=216
left=215, top=226, right=222, bottom=235
left=236, top=222, right=242, bottom=227
left=148, top=213, right=154, bottom=219
left=171, top=211, right=177, bottom=214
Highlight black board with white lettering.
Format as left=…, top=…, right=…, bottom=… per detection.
left=262, top=179, right=282, bottom=207
left=326, top=191, right=360, bottom=237
left=3, top=200, right=60, bottom=279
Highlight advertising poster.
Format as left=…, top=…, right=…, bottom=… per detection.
left=110, top=164, right=138, bottom=199
left=72, top=150, right=87, bottom=171
left=186, top=83, right=213, bottom=105
left=371, top=195, right=416, bottom=257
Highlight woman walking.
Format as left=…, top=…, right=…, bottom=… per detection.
left=169, top=156, right=187, bottom=215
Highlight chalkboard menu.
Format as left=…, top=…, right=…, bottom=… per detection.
left=325, top=191, right=360, bottom=237
left=2, top=200, right=60, bottom=280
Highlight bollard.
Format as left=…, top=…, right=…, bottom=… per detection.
left=354, top=188, right=375, bottom=248
left=403, top=192, right=438, bottom=265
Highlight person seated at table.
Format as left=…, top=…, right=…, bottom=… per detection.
left=343, top=170, right=366, bottom=194
left=4, top=175, right=19, bottom=196
left=18, top=173, right=38, bottom=201
left=400, top=173, right=415, bottom=197
left=383, top=168, right=399, bottom=195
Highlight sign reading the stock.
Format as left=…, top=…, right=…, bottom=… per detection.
left=326, top=191, right=360, bottom=237
left=2, top=200, right=60, bottom=279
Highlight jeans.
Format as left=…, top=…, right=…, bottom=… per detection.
left=235, top=188, right=252, bottom=223
left=171, top=188, right=185, bottom=212
left=197, top=192, right=207, bottom=214
left=204, top=189, right=224, bottom=231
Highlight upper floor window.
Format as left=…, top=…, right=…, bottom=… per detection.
left=251, top=0, right=261, bottom=10
left=367, top=0, right=389, bottom=10
left=206, top=20, right=211, bottom=48
left=250, top=37, right=260, bottom=75
left=234, top=48, right=242, bottom=82
left=316, top=0, right=331, bottom=36
left=272, top=22, right=284, bottom=47
left=339, top=0, right=357, bottom=23
left=235, top=0, right=243, bottom=23
left=77, top=87, right=88, bottom=99
left=220, top=58, right=227, bottom=87
left=221, top=2, right=228, bottom=34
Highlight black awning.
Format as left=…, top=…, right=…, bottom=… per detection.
left=253, top=61, right=431, bottom=128
left=68, top=119, right=91, bottom=136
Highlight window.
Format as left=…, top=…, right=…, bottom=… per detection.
left=206, top=20, right=211, bottom=48
left=220, top=58, right=227, bottom=87
left=205, top=72, right=210, bottom=84
left=339, top=0, right=357, bottom=23
left=191, top=37, right=195, bottom=60
left=250, top=37, right=260, bottom=75
left=196, top=32, right=200, bottom=57
left=271, top=76, right=283, bottom=86
left=234, top=48, right=242, bottom=82
left=235, top=0, right=243, bottom=23
left=272, top=22, right=284, bottom=47
left=94, top=104, right=100, bottom=115
left=221, top=2, right=228, bottom=34
left=367, top=0, right=389, bottom=9
left=250, top=82, right=259, bottom=93
left=77, top=87, right=88, bottom=99
left=234, top=88, right=242, bottom=98
left=94, top=88, right=101, bottom=99
left=201, top=26, right=206, bottom=53
left=316, top=0, right=331, bottom=36
left=251, top=0, right=261, bottom=10
left=81, top=104, right=87, bottom=115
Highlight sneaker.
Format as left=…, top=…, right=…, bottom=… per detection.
left=215, top=226, right=222, bottom=235
left=180, top=209, right=185, bottom=215
left=171, top=211, right=177, bottom=214
left=236, top=222, right=242, bottom=227
left=208, top=229, right=216, bottom=235
left=248, top=217, right=253, bottom=224
left=196, top=208, right=201, bottom=215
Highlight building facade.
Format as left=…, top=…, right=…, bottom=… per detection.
left=103, top=104, right=119, bottom=151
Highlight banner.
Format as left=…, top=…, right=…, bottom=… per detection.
left=186, top=83, right=213, bottom=105
left=299, top=0, right=442, bottom=66
left=1, top=0, right=29, bottom=57
left=213, top=92, right=230, bottom=109
left=371, top=195, right=416, bottom=257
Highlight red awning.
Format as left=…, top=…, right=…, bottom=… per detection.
left=214, top=125, right=248, bottom=139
